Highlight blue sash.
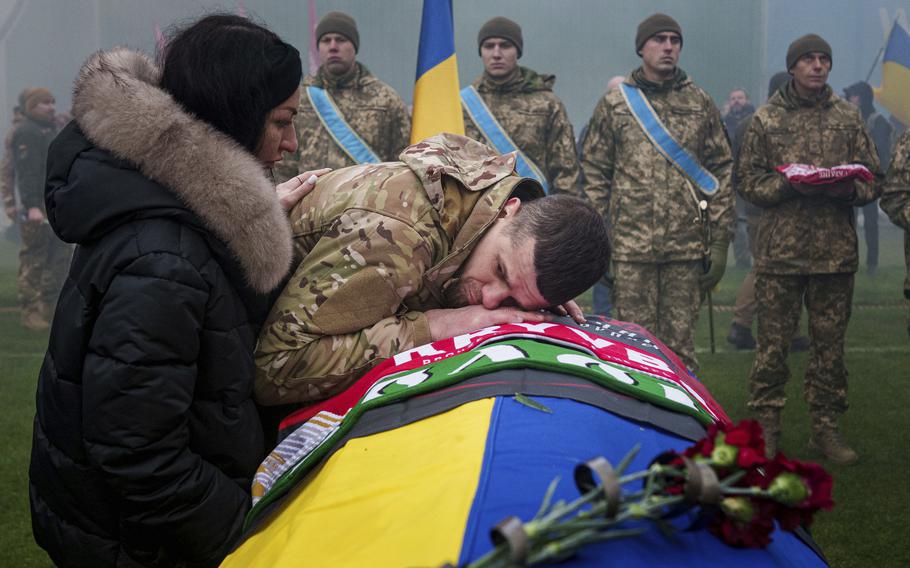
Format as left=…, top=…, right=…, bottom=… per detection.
left=460, top=86, right=550, bottom=193
left=306, top=86, right=381, bottom=164
left=619, top=83, right=718, bottom=196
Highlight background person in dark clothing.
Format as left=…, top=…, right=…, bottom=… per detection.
left=723, top=87, right=756, bottom=269
left=9, top=88, right=70, bottom=330
left=844, top=80, right=893, bottom=275
left=28, top=15, right=327, bottom=567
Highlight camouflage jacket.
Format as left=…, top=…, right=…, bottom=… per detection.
left=274, top=62, right=411, bottom=182
left=11, top=116, right=57, bottom=211
left=580, top=68, right=734, bottom=262
left=881, top=129, right=910, bottom=296
left=463, top=66, right=580, bottom=195
left=255, top=134, right=541, bottom=405
left=0, top=120, right=21, bottom=213
left=736, top=82, right=882, bottom=275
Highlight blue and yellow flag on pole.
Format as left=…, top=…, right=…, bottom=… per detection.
left=410, top=0, right=464, bottom=143
left=875, top=22, right=910, bottom=125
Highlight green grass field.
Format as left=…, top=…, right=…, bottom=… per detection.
left=1, top=222, right=908, bottom=567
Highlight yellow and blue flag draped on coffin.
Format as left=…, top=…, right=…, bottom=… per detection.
left=222, top=319, right=830, bottom=567
left=410, top=0, right=464, bottom=142
left=875, top=22, right=910, bottom=125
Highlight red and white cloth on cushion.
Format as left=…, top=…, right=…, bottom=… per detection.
left=776, top=163, right=873, bottom=185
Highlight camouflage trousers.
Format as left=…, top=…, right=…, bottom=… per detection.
left=613, top=260, right=701, bottom=372
left=747, top=273, right=854, bottom=420
left=18, top=220, right=71, bottom=319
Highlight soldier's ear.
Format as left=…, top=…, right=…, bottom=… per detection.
left=498, top=197, right=522, bottom=220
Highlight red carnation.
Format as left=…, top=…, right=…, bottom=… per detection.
left=721, top=420, right=767, bottom=469
left=708, top=499, right=777, bottom=548
left=765, top=455, right=834, bottom=531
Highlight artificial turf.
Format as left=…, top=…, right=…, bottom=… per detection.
left=0, top=223, right=907, bottom=567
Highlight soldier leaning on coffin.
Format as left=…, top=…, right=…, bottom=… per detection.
left=255, top=134, right=610, bottom=407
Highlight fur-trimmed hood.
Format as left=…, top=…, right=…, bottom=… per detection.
left=61, top=47, right=292, bottom=293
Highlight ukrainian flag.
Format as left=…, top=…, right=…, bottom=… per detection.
left=410, top=0, right=464, bottom=143
left=875, top=22, right=910, bottom=125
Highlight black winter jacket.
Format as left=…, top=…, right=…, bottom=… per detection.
left=29, top=48, right=293, bottom=567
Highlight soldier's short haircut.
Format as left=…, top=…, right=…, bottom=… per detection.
left=159, top=14, right=301, bottom=154
left=507, top=195, right=610, bottom=306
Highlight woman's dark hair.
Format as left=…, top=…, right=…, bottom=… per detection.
left=159, top=14, right=302, bottom=153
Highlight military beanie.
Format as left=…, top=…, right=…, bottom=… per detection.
left=477, top=17, right=523, bottom=58
left=635, top=13, right=682, bottom=54
left=786, top=34, right=832, bottom=70
left=316, top=11, right=359, bottom=53
left=24, top=88, right=53, bottom=116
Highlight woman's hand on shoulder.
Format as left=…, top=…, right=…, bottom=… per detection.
left=276, top=168, right=332, bottom=211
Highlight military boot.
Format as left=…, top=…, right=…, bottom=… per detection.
left=809, top=416, right=858, bottom=466
left=21, top=309, right=50, bottom=331
left=754, top=408, right=781, bottom=458
left=727, top=323, right=756, bottom=350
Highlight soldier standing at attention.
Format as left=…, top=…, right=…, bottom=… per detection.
left=275, top=11, right=411, bottom=182
left=738, top=35, right=882, bottom=464
left=581, top=13, right=734, bottom=371
left=881, top=131, right=910, bottom=336
left=11, top=88, right=70, bottom=330
left=461, top=17, right=580, bottom=195
left=1, top=90, right=29, bottom=228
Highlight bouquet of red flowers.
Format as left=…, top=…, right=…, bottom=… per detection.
left=465, top=420, right=833, bottom=567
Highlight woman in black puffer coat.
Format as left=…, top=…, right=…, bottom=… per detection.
left=29, top=15, right=325, bottom=567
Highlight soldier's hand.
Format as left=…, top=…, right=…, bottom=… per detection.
left=699, top=239, right=729, bottom=293
left=277, top=168, right=332, bottom=211
left=791, top=181, right=823, bottom=197
left=425, top=305, right=553, bottom=341
left=26, top=207, right=44, bottom=222
left=548, top=300, right=586, bottom=324
left=824, top=178, right=856, bottom=201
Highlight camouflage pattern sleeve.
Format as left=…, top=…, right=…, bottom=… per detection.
left=545, top=98, right=582, bottom=196
left=701, top=100, right=735, bottom=242
left=848, top=117, right=883, bottom=206
left=1, top=128, right=16, bottom=214
left=736, top=114, right=799, bottom=208
left=580, top=95, right=615, bottom=216
left=254, top=211, right=436, bottom=406
left=881, top=130, right=910, bottom=230
left=382, top=94, right=412, bottom=161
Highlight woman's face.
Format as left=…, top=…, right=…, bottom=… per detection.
left=256, top=87, right=300, bottom=168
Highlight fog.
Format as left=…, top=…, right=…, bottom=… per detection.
left=1, top=0, right=907, bottom=133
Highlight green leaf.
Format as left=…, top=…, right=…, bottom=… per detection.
left=513, top=393, right=553, bottom=413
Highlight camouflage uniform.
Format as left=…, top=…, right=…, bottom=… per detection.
left=275, top=62, right=411, bottom=182
left=1, top=119, right=21, bottom=218
left=880, top=130, right=910, bottom=335
left=737, top=81, right=882, bottom=434
left=11, top=115, right=71, bottom=327
left=255, top=134, right=541, bottom=405
left=463, top=66, right=580, bottom=195
left=581, top=68, right=734, bottom=370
